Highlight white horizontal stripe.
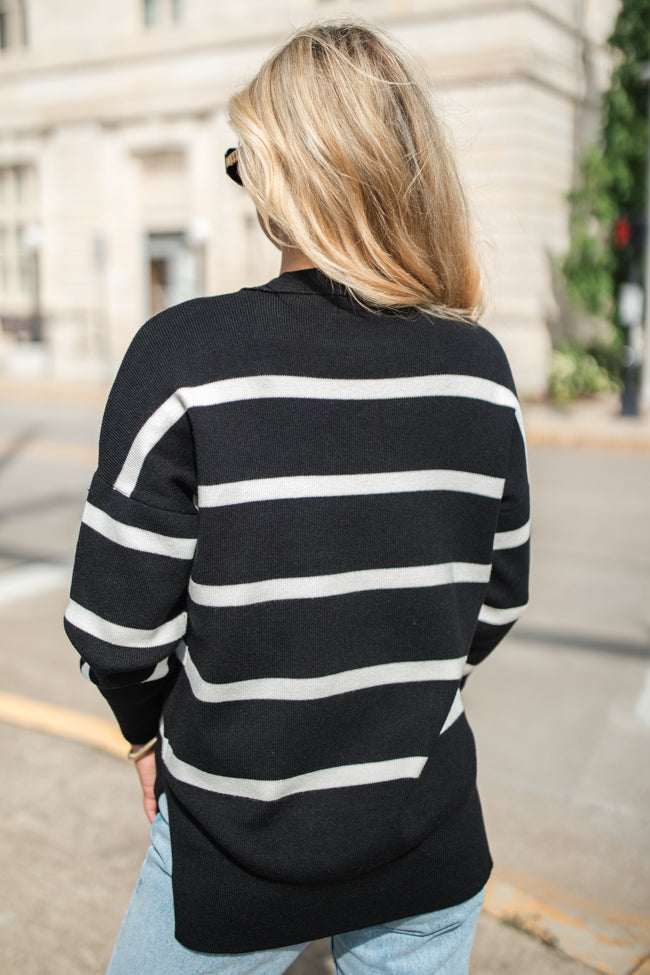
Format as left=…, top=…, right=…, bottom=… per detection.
left=179, top=646, right=466, bottom=703
left=493, top=519, right=531, bottom=551
left=440, top=689, right=464, bottom=734
left=65, top=599, right=187, bottom=648
left=478, top=602, right=528, bottom=625
left=82, top=502, right=196, bottom=559
left=115, top=394, right=186, bottom=497
left=115, top=374, right=523, bottom=497
left=462, top=663, right=475, bottom=676
left=143, top=657, right=171, bottom=682
left=161, top=731, right=427, bottom=801
left=198, top=469, right=505, bottom=508
left=189, top=561, right=491, bottom=608
left=81, top=656, right=170, bottom=683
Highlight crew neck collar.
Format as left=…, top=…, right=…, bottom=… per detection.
left=257, top=269, right=422, bottom=323
left=260, top=267, right=349, bottom=297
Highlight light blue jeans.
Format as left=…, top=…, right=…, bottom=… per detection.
left=106, top=794, right=485, bottom=975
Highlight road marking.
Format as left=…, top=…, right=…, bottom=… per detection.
left=0, top=434, right=97, bottom=466
left=0, top=562, right=72, bottom=610
left=634, top=669, right=650, bottom=728
left=0, top=691, right=126, bottom=759
left=485, top=869, right=650, bottom=975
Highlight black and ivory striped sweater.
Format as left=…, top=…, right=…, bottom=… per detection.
left=65, top=268, right=530, bottom=953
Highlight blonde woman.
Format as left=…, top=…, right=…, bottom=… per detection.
left=66, top=20, right=529, bottom=975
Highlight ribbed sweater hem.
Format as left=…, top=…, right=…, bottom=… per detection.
left=165, top=778, right=492, bottom=953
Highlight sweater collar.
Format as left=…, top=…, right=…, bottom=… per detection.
left=257, top=268, right=418, bottom=322
left=260, top=268, right=350, bottom=298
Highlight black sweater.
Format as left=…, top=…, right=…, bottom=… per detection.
left=65, top=268, right=530, bottom=952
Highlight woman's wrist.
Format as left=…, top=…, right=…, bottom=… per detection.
left=127, top=737, right=158, bottom=762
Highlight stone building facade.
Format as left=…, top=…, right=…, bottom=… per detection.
left=0, top=0, right=620, bottom=392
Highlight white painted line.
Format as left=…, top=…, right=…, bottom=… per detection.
left=634, top=668, right=650, bottom=728
left=0, top=563, right=71, bottom=609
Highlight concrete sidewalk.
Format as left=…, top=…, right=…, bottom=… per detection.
left=0, top=718, right=613, bottom=975
left=1, top=534, right=648, bottom=973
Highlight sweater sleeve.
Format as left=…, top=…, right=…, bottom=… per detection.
left=464, top=408, right=530, bottom=680
left=64, top=319, right=198, bottom=743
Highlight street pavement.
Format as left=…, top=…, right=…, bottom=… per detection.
left=0, top=381, right=649, bottom=975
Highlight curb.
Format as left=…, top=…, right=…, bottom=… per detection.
left=485, top=871, right=650, bottom=975
left=522, top=397, right=650, bottom=454
left=526, top=426, right=650, bottom=454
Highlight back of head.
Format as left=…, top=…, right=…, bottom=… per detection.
left=228, top=20, right=482, bottom=319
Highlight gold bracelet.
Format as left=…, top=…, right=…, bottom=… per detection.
left=127, top=737, right=158, bottom=762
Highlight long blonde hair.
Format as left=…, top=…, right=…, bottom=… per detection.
left=228, top=20, right=482, bottom=318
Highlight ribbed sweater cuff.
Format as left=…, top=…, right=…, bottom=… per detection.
left=98, top=679, right=169, bottom=744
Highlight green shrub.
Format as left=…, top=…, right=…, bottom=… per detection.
left=547, top=340, right=622, bottom=403
left=589, top=334, right=624, bottom=385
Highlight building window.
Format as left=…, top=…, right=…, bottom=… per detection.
left=142, top=0, right=182, bottom=28
left=14, top=164, right=26, bottom=203
left=15, top=224, right=32, bottom=294
left=0, top=164, right=37, bottom=299
left=143, top=0, right=158, bottom=26
left=0, top=226, right=7, bottom=292
left=146, top=232, right=197, bottom=316
left=0, top=0, right=28, bottom=50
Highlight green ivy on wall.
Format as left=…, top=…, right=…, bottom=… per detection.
left=562, top=0, right=650, bottom=319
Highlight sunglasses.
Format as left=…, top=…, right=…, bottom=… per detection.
left=225, top=147, right=242, bottom=186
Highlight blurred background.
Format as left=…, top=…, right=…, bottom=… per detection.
left=0, top=0, right=642, bottom=398
left=0, top=2, right=649, bottom=974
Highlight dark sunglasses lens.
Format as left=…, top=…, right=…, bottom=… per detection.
left=225, top=148, right=243, bottom=186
